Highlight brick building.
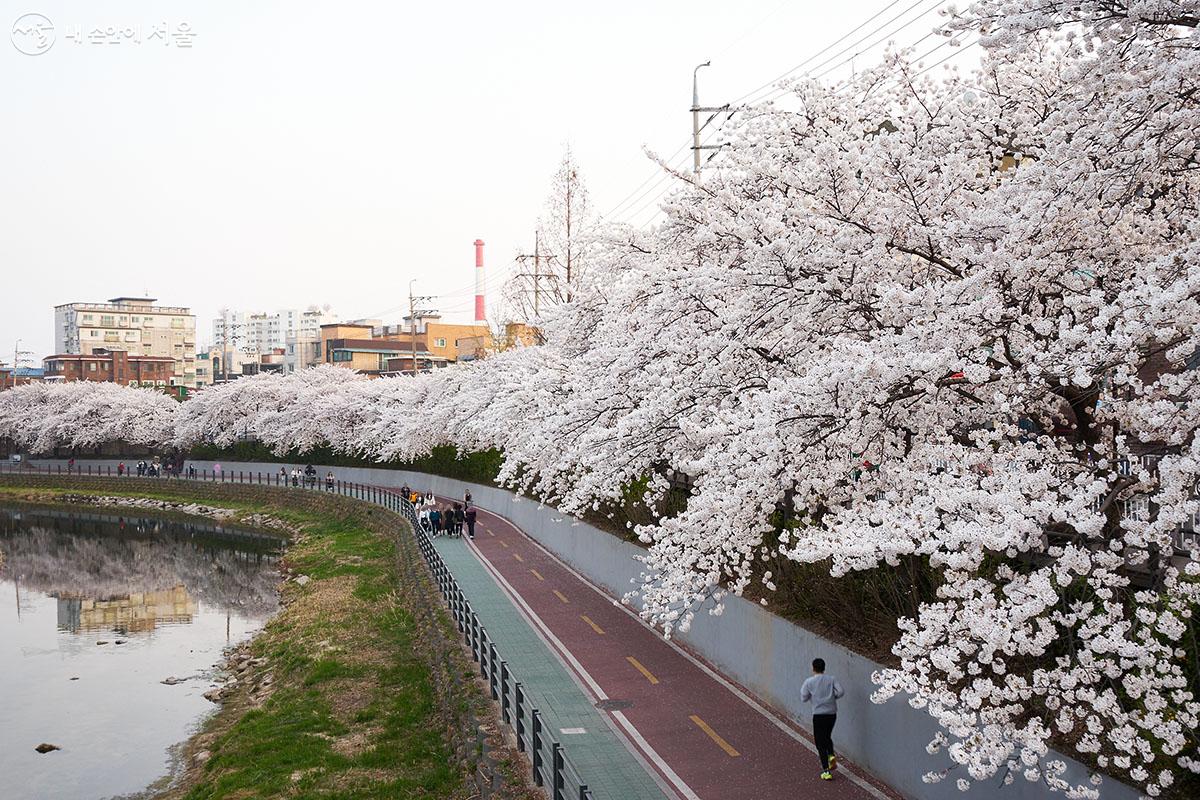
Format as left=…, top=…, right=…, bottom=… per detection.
left=43, top=349, right=176, bottom=387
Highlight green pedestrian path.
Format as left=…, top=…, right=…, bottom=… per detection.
left=431, top=536, right=670, bottom=800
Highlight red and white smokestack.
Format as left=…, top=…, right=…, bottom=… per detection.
left=474, top=239, right=486, bottom=322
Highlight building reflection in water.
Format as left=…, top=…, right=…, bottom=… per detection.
left=0, top=506, right=282, bottom=637
left=56, top=585, right=197, bottom=633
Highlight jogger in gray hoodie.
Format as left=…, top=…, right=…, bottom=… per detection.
left=800, top=658, right=844, bottom=780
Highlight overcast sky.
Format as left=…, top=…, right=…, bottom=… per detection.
left=1, top=0, right=968, bottom=359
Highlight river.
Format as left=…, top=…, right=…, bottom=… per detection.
left=0, top=505, right=283, bottom=800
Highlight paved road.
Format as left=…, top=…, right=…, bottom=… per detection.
left=441, top=501, right=898, bottom=800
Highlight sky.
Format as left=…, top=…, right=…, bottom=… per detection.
left=1, top=0, right=972, bottom=359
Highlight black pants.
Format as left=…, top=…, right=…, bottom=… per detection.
left=813, top=713, right=836, bottom=770
left=467, top=520, right=476, bottom=538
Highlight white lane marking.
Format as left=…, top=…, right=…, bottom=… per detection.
left=464, top=540, right=699, bottom=800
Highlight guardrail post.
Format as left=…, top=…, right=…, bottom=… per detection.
left=531, top=709, right=544, bottom=786
left=515, top=683, right=525, bottom=752
left=579, top=785, right=590, bottom=800
left=488, top=643, right=499, bottom=699
left=500, top=661, right=511, bottom=724
left=553, top=743, right=564, bottom=800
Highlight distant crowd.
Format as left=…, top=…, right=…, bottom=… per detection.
left=402, top=484, right=478, bottom=539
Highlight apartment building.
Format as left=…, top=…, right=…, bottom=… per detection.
left=212, top=307, right=337, bottom=355
left=54, top=297, right=196, bottom=387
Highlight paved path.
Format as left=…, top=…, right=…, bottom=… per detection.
left=432, top=535, right=670, bottom=799
left=433, top=500, right=898, bottom=800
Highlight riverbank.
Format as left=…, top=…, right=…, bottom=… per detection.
left=0, top=477, right=536, bottom=800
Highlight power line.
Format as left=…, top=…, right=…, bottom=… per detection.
left=806, top=1, right=949, bottom=83
left=606, top=0, right=927, bottom=220
left=730, top=0, right=913, bottom=106
left=609, top=1, right=957, bottom=227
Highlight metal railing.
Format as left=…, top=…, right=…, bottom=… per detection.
left=0, top=461, right=597, bottom=799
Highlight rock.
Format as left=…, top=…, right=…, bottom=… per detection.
left=34, top=743, right=60, bottom=754
left=96, top=641, right=109, bottom=645
left=193, top=750, right=212, bottom=766
left=114, top=640, right=127, bottom=645
left=161, top=677, right=185, bottom=685
left=295, top=575, right=310, bottom=587
left=203, top=689, right=222, bottom=703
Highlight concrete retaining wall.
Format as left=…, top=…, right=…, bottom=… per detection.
left=24, top=458, right=1139, bottom=800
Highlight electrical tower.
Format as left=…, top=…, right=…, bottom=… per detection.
left=514, top=230, right=555, bottom=321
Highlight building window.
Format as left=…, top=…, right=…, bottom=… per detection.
left=88, top=363, right=97, bottom=372
left=332, top=350, right=352, bottom=362
left=90, top=330, right=99, bottom=337
left=435, top=337, right=446, bottom=348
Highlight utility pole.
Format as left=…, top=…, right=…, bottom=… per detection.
left=216, top=309, right=240, bottom=384
left=691, top=60, right=730, bottom=174
left=13, top=340, right=33, bottom=371
left=407, top=281, right=437, bottom=376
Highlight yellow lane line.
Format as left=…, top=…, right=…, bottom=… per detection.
left=626, top=656, right=659, bottom=685
left=513, top=553, right=525, bottom=562
left=530, top=569, right=544, bottom=581
left=690, top=715, right=739, bottom=757
left=499, top=540, right=509, bottom=548
left=553, top=590, right=570, bottom=604
left=580, top=615, right=605, bottom=635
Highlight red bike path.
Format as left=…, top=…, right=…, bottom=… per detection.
left=444, top=500, right=900, bottom=800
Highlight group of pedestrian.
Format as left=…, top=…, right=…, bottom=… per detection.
left=412, top=489, right=478, bottom=539
left=276, top=464, right=325, bottom=488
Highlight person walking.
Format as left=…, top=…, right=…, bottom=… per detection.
left=454, top=503, right=465, bottom=537
left=117, top=462, right=125, bottom=477
left=429, top=507, right=442, bottom=536
left=800, top=658, right=844, bottom=781
left=278, top=466, right=287, bottom=485
left=464, top=505, right=478, bottom=540
left=325, top=471, right=335, bottom=490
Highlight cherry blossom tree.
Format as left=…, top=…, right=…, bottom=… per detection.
left=0, top=2, right=1196, bottom=795
left=0, top=381, right=178, bottom=453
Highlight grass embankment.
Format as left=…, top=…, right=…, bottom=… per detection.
left=0, top=479, right=535, bottom=800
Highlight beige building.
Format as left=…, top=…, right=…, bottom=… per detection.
left=54, top=297, right=197, bottom=387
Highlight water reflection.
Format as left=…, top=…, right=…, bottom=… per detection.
left=57, top=587, right=197, bottom=634
left=0, top=506, right=283, bottom=800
